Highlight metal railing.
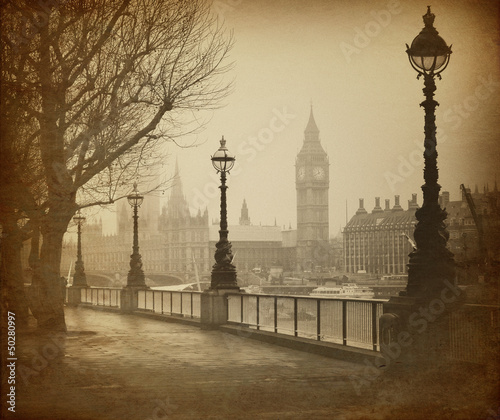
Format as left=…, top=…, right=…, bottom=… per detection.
left=136, top=290, right=202, bottom=319
left=227, top=294, right=386, bottom=351
left=80, top=287, right=122, bottom=308
left=449, top=303, right=499, bottom=364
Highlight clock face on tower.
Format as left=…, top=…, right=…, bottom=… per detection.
left=313, top=167, right=325, bottom=180
left=297, top=166, right=306, bottom=180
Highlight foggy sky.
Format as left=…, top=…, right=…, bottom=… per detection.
left=102, top=0, right=500, bottom=236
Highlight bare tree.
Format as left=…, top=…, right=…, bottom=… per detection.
left=0, top=0, right=233, bottom=331
left=0, top=35, right=46, bottom=327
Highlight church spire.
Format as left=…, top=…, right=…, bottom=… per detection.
left=173, top=158, right=182, bottom=194
left=239, top=199, right=250, bottom=225
left=167, top=158, right=189, bottom=218
left=170, top=158, right=186, bottom=205
left=117, top=199, right=130, bottom=234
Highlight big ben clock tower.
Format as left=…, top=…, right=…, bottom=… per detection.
left=296, top=107, right=330, bottom=271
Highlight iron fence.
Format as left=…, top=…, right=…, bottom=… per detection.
left=449, top=303, right=499, bottom=364
left=227, top=293, right=386, bottom=351
left=80, top=287, right=121, bottom=308
left=136, top=290, right=202, bottom=318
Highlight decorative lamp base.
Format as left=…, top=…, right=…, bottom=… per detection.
left=210, top=269, right=239, bottom=291
left=72, top=273, right=87, bottom=288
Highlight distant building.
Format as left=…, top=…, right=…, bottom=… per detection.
left=115, top=196, right=164, bottom=272
left=207, top=199, right=282, bottom=271
left=210, top=222, right=282, bottom=272
left=343, top=195, right=418, bottom=275
left=281, top=226, right=297, bottom=271
left=239, top=199, right=251, bottom=226
left=295, top=107, right=330, bottom=271
left=62, top=193, right=165, bottom=277
left=64, top=107, right=447, bottom=281
left=445, top=184, right=500, bottom=265
left=342, top=184, right=500, bottom=278
left=61, top=201, right=165, bottom=287
left=158, top=162, right=210, bottom=274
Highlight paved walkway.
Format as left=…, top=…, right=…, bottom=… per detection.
left=9, top=307, right=499, bottom=420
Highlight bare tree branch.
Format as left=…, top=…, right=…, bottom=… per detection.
left=1, top=0, right=233, bottom=331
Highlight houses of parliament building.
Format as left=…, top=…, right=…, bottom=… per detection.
left=61, top=108, right=332, bottom=281
left=60, top=106, right=497, bottom=283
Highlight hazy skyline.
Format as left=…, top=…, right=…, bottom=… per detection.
left=97, top=0, right=499, bottom=236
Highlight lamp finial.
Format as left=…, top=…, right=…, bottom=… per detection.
left=423, top=6, right=435, bottom=27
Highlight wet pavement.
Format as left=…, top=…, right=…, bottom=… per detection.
left=8, top=307, right=499, bottom=420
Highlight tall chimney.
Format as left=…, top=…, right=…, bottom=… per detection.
left=385, top=199, right=390, bottom=211
left=372, top=197, right=383, bottom=213
left=356, top=198, right=367, bottom=215
left=409, top=193, right=419, bottom=209
left=392, top=195, right=403, bottom=211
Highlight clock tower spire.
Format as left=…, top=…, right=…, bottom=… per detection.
left=295, top=106, right=330, bottom=271
left=304, top=104, right=320, bottom=141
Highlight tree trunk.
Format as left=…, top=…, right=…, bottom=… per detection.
left=0, top=219, right=30, bottom=328
left=29, top=211, right=72, bottom=332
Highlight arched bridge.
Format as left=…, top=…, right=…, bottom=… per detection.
left=80, top=271, right=203, bottom=288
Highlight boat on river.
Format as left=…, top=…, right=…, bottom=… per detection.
left=309, top=283, right=374, bottom=299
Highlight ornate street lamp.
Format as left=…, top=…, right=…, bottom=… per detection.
left=72, top=210, right=88, bottom=287
left=210, top=136, right=239, bottom=290
left=126, top=182, right=147, bottom=287
left=404, top=6, right=454, bottom=297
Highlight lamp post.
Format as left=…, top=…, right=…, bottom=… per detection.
left=405, top=6, right=454, bottom=297
left=72, top=210, right=87, bottom=287
left=126, top=182, right=146, bottom=288
left=210, top=136, right=239, bottom=290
